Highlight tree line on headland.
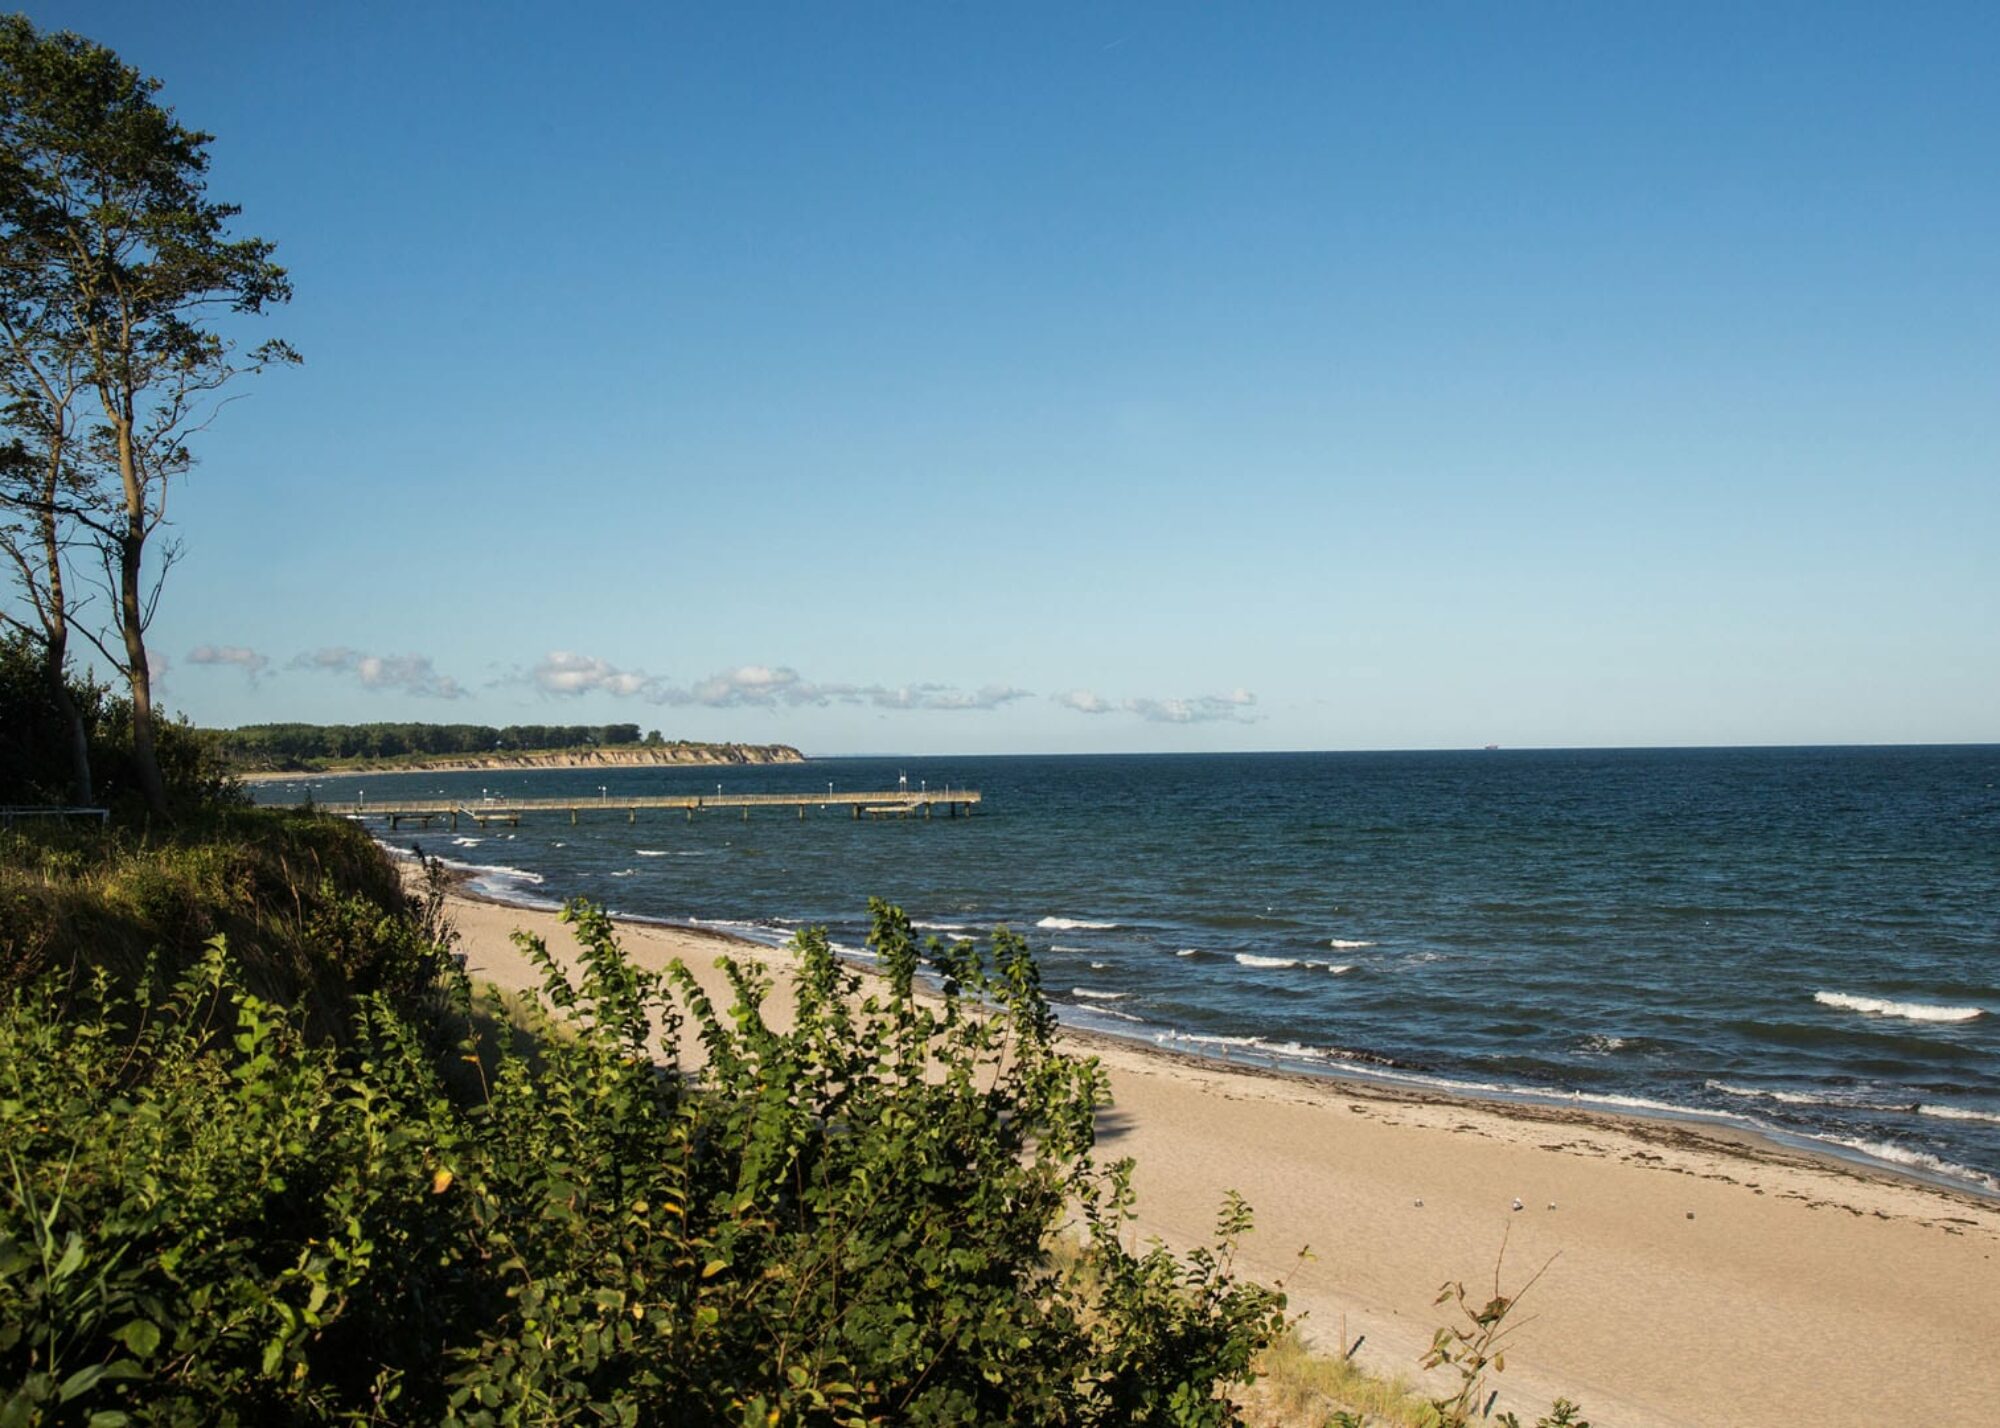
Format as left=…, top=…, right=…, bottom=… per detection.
left=205, top=721, right=805, bottom=772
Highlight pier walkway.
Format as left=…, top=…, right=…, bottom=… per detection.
left=315, top=788, right=980, bottom=830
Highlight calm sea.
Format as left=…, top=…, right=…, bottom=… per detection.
left=256, top=747, right=2000, bottom=1195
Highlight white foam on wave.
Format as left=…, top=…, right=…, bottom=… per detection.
left=609, top=869, right=635, bottom=878
left=1090, top=961, right=1109, bottom=970
left=1155, top=1030, right=1351, bottom=1066
left=1578, top=1034, right=1632, bottom=1055
left=636, top=849, right=670, bottom=857
left=1828, top=1138, right=2000, bottom=1194
left=431, top=855, right=545, bottom=885
left=1917, top=1104, right=2000, bottom=1126
left=1049, top=944, right=1089, bottom=954
left=1071, top=988, right=1128, bottom=1001
left=1814, top=991, right=1984, bottom=1024
left=1327, top=938, right=1375, bottom=950
left=691, top=916, right=782, bottom=934
left=1709, top=1081, right=1835, bottom=1108
left=1235, top=953, right=1354, bottom=974
left=451, top=836, right=483, bottom=847
left=1037, top=917, right=1118, bottom=930
left=1081, top=1006, right=1145, bottom=1023
left=1176, top=948, right=1202, bottom=957
left=913, top=920, right=972, bottom=933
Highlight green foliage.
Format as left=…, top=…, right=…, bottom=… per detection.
left=0, top=896, right=1289, bottom=1425
left=0, top=944, right=468, bottom=1425
left=1496, top=1402, right=1590, bottom=1428
left=0, top=631, right=243, bottom=815
left=1421, top=1238, right=1555, bottom=1428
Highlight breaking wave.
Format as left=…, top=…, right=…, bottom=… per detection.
left=1814, top=992, right=1983, bottom=1024
left=1234, top=953, right=1353, bottom=974
left=1828, top=1138, right=2000, bottom=1194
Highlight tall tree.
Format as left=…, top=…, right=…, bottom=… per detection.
left=0, top=16, right=295, bottom=814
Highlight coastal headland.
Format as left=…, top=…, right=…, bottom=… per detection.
left=236, top=743, right=805, bottom=781
left=439, top=883, right=2000, bottom=1428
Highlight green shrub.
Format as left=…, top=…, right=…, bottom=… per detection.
left=1, top=899, right=1287, bottom=1425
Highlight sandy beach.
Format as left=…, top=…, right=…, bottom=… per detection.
left=440, top=887, right=2000, bottom=1427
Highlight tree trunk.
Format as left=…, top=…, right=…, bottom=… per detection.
left=35, top=479, right=93, bottom=805
left=43, top=636, right=92, bottom=805
left=111, top=399, right=167, bottom=818
left=118, top=523, right=167, bottom=817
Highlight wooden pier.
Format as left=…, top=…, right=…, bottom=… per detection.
left=315, top=788, right=980, bottom=831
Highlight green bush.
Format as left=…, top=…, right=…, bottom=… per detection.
left=1, top=898, right=1287, bottom=1425
left=0, top=632, right=244, bottom=818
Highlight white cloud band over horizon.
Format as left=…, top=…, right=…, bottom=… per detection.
left=177, top=643, right=1253, bottom=729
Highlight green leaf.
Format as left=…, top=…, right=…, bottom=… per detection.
left=59, top=1361, right=140, bottom=1403
left=52, top=1233, right=85, bottom=1283
left=115, top=1319, right=161, bottom=1359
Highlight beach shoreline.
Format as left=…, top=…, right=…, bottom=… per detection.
left=437, top=862, right=1997, bottom=1207
left=432, top=872, right=2000, bottom=1427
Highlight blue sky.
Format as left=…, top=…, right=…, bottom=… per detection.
left=24, top=2, right=1999, bottom=753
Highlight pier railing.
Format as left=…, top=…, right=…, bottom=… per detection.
left=310, top=789, right=980, bottom=829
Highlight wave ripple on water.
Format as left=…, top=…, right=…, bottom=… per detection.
left=278, top=747, right=2000, bottom=1195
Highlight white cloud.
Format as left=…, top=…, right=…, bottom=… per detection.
left=1125, top=689, right=1258, bottom=724
left=1055, top=687, right=1258, bottom=723
left=1054, top=689, right=1115, bottom=714
left=866, top=683, right=1034, bottom=712
left=669, top=664, right=817, bottom=707
left=186, top=644, right=270, bottom=682
left=647, top=664, right=1032, bottom=713
left=532, top=650, right=656, bottom=698
left=292, top=647, right=466, bottom=699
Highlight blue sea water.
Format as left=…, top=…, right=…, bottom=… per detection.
left=256, top=746, right=2000, bottom=1195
